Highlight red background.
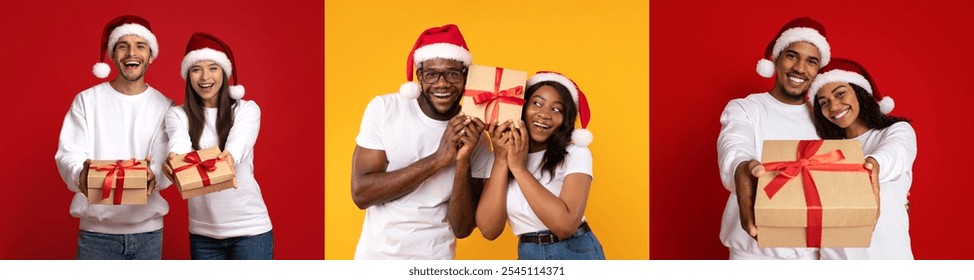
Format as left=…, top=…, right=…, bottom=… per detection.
left=0, top=0, right=323, bottom=259
left=650, top=1, right=974, bottom=259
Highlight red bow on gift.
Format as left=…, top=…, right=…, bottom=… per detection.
left=463, top=67, right=525, bottom=123
left=89, top=159, right=147, bottom=205
left=761, top=140, right=870, bottom=247
left=173, top=151, right=222, bottom=187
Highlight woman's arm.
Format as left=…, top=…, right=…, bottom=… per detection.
left=508, top=124, right=592, bottom=240
left=476, top=121, right=515, bottom=240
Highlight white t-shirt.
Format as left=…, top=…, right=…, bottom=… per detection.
left=716, top=92, right=819, bottom=259
left=821, top=122, right=916, bottom=259
left=485, top=145, right=593, bottom=235
left=55, top=82, right=173, bottom=234
left=165, top=100, right=272, bottom=239
left=353, top=94, right=491, bottom=260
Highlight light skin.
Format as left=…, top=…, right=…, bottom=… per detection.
left=477, top=86, right=593, bottom=240
left=350, top=58, right=486, bottom=238
left=78, top=34, right=158, bottom=194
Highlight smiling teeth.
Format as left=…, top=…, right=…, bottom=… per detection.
left=788, top=76, right=805, bottom=84
left=533, top=121, right=550, bottom=129
left=124, top=62, right=140, bottom=66
left=433, top=93, right=450, bottom=97
left=199, top=83, right=213, bottom=88
left=834, top=109, right=849, bottom=120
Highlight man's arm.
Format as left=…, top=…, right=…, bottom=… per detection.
left=446, top=117, right=486, bottom=238
left=54, top=94, right=89, bottom=193
left=717, top=99, right=762, bottom=238
left=350, top=115, right=470, bottom=209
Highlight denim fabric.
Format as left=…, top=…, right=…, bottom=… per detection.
left=517, top=230, right=605, bottom=260
left=190, top=230, right=274, bottom=260
left=77, top=228, right=163, bottom=260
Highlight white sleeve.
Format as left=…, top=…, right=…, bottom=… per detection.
left=54, top=93, right=89, bottom=193
left=149, top=102, right=174, bottom=190
left=565, top=146, right=593, bottom=178
left=717, top=99, right=758, bottom=193
left=355, top=96, right=385, bottom=150
left=165, top=106, right=194, bottom=155
left=225, top=101, right=261, bottom=166
left=866, top=122, right=917, bottom=184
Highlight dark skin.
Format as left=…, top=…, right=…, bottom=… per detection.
left=350, top=58, right=486, bottom=238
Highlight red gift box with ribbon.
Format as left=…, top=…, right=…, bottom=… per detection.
left=169, top=146, right=236, bottom=199
left=460, top=64, right=527, bottom=126
left=86, top=159, right=148, bottom=205
left=755, top=140, right=878, bottom=248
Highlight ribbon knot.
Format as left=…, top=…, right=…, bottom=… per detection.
left=173, top=151, right=222, bottom=187
left=89, top=158, right=146, bottom=205
left=463, top=67, right=526, bottom=123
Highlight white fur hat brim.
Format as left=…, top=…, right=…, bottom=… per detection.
left=180, top=48, right=233, bottom=80
left=107, top=23, right=159, bottom=58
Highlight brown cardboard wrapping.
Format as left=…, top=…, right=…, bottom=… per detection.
left=755, top=140, right=878, bottom=248
left=460, top=64, right=527, bottom=125
left=86, top=159, right=148, bottom=205
left=169, top=147, right=235, bottom=199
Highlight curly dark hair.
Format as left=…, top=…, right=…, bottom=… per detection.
left=520, top=81, right=578, bottom=181
left=812, top=83, right=909, bottom=139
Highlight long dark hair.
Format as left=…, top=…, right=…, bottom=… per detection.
left=813, top=83, right=909, bottom=139
left=521, top=81, right=578, bottom=181
left=183, top=72, right=236, bottom=150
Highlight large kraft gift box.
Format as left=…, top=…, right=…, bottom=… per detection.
left=169, top=147, right=235, bottom=199
left=460, top=64, right=527, bottom=126
left=86, top=159, right=148, bottom=205
left=755, top=140, right=878, bottom=248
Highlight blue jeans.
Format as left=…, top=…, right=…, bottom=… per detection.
left=190, top=230, right=274, bottom=260
left=517, top=230, right=606, bottom=260
left=77, top=228, right=163, bottom=260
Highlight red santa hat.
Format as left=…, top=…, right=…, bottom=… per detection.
left=93, top=15, right=159, bottom=79
left=756, top=17, right=831, bottom=78
left=180, top=32, right=245, bottom=99
left=399, top=24, right=472, bottom=99
left=526, top=71, right=593, bottom=147
left=808, top=58, right=894, bottom=114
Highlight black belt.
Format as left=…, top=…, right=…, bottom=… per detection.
left=518, top=222, right=591, bottom=244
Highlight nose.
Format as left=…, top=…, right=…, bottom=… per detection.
left=433, top=73, right=450, bottom=87
left=791, top=59, right=807, bottom=74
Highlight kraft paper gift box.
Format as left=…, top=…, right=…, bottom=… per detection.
left=460, top=64, right=527, bottom=126
left=169, top=146, right=235, bottom=199
left=755, top=140, right=878, bottom=248
left=86, top=159, right=148, bottom=205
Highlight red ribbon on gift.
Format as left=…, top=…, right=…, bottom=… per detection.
left=761, top=140, right=870, bottom=247
left=173, top=151, right=222, bottom=187
left=89, top=159, right=147, bottom=205
left=463, top=67, right=525, bottom=123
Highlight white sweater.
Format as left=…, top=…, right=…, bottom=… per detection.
left=821, top=122, right=916, bottom=259
left=716, top=92, right=820, bottom=259
left=55, top=82, right=173, bottom=234
left=165, top=100, right=272, bottom=239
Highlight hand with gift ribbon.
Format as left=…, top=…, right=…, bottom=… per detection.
left=218, top=150, right=238, bottom=187
left=456, top=115, right=486, bottom=163
left=145, top=156, right=156, bottom=195
left=736, top=159, right=763, bottom=239
left=865, top=157, right=881, bottom=220
left=506, top=120, right=530, bottom=174
left=164, top=152, right=179, bottom=186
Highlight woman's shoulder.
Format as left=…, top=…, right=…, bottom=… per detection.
left=880, top=121, right=916, bottom=135
left=234, top=99, right=261, bottom=115
left=566, top=144, right=593, bottom=160
left=167, top=104, right=187, bottom=117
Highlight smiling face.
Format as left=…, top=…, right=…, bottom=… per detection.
left=771, top=41, right=821, bottom=103
left=416, top=58, right=466, bottom=119
left=110, top=34, right=155, bottom=82
left=524, top=85, right=568, bottom=151
left=816, top=82, right=868, bottom=133
left=188, top=60, right=225, bottom=108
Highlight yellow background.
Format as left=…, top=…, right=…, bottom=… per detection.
left=325, top=0, right=648, bottom=259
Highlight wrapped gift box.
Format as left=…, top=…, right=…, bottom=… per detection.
left=86, top=159, right=148, bottom=205
left=169, top=147, right=235, bottom=199
left=755, top=140, right=878, bottom=248
left=460, top=64, right=527, bottom=126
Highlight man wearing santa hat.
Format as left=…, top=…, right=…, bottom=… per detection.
left=716, top=17, right=831, bottom=260
left=55, top=15, right=173, bottom=259
left=350, top=24, right=492, bottom=259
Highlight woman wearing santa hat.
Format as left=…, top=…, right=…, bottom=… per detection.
left=809, top=58, right=915, bottom=259
left=164, top=32, right=273, bottom=259
left=475, top=71, right=605, bottom=259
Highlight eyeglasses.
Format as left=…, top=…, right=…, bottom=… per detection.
left=419, top=69, right=465, bottom=84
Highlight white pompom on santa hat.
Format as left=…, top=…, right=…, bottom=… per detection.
left=808, top=58, right=895, bottom=114
left=399, top=24, right=472, bottom=99
left=180, top=32, right=245, bottom=99
left=93, top=15, right=159, bottom=79
left=756, top=17, right=831, bottom=78
left=526, top=71, right=593, bottom=147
